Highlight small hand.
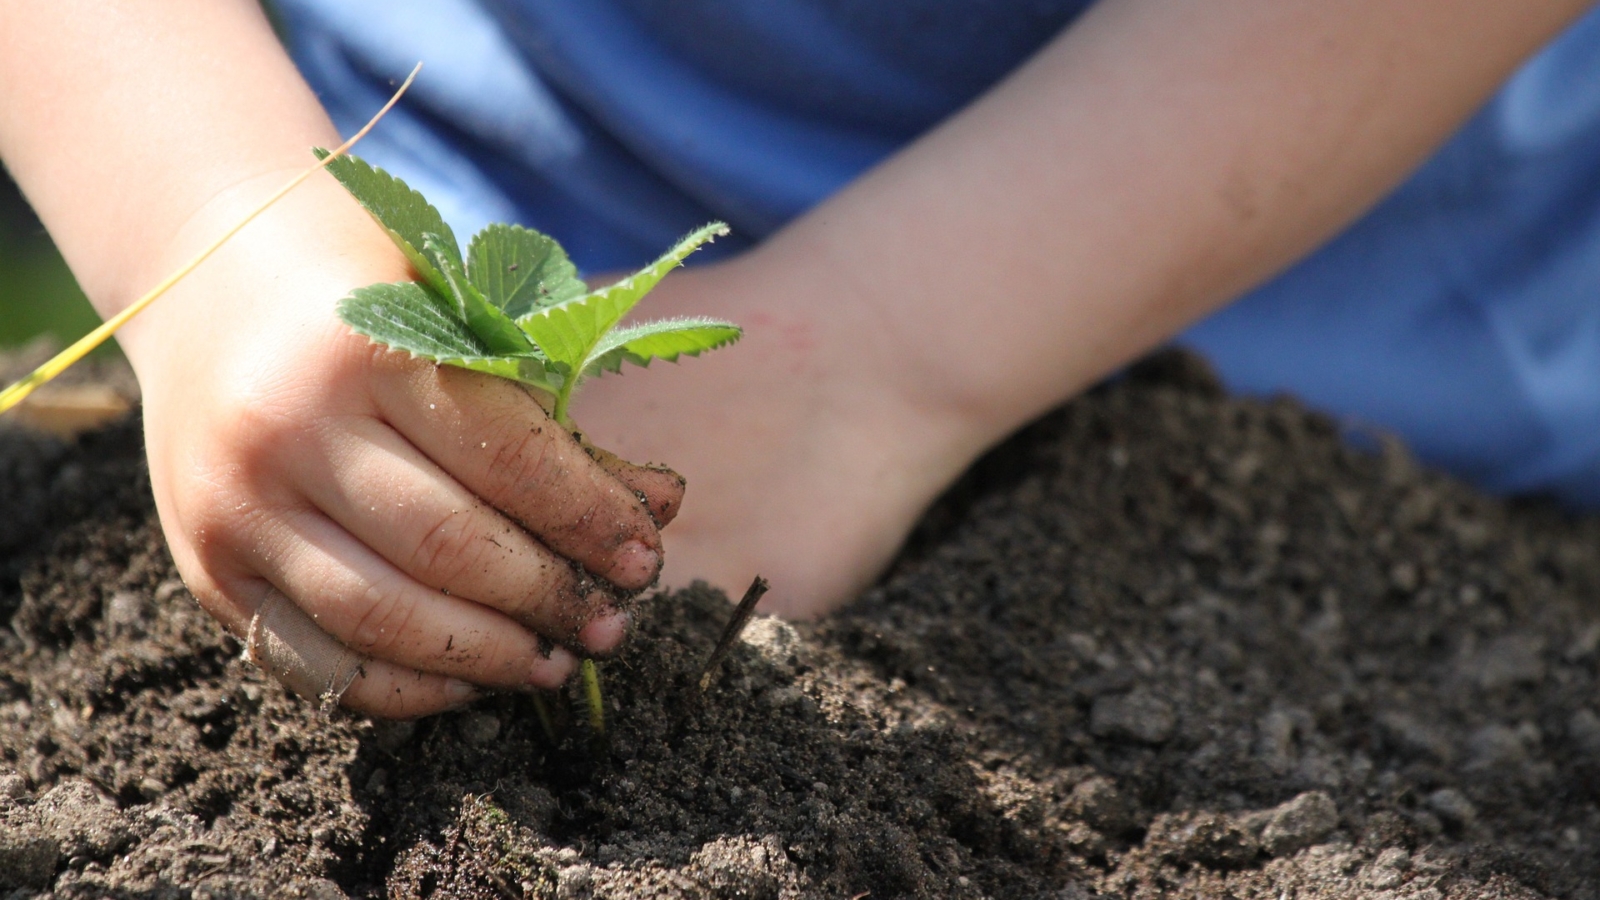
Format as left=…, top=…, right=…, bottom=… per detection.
left=124, top=181, right=681, bottom=717
left=572, top=251, right=985, bottom=620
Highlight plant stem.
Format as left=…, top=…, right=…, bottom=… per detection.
left=552, top=383, right=574, bottom=427
left=551, top=388, right=602, bottom=741
left=529, top=693, right=558, bottom=743
left=580, top=658, right=605, bottom=736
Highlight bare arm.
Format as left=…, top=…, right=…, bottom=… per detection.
left=580, top=0, right=1600, bottom=611
left=784, top=0, right=1596, bottom=436
left=0, top=0, right=361, bottom=313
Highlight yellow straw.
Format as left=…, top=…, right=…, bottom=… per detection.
left=0, top=63, right=423, bottom=414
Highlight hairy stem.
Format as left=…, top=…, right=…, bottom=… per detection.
left=580, top=658, right=606, bottom=736
left=552, top=385, right=573, bottom=428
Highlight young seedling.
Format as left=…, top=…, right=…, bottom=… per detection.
left=316, top=150, right=739, bottom=428
left=316, top=151, right=741, bottom=736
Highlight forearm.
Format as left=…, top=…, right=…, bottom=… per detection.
left=0, top=0, right=393, bottom=334
left=760, top=0, right=1597, bottom=438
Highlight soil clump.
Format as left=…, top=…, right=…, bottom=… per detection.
left=2, top=351, right=1599, bottom=898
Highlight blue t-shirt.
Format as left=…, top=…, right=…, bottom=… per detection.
left=275, top=0, right=1600, bottom=506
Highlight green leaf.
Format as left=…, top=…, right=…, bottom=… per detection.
left=583, top=317, right=743, bottom=377
left=467, top=223, right=587, bottom=318
left=314, top=148, right=462, bottom=297
left=516, top=221, right=729, bottom=378
left=421, top=234, right=536, bottom=357
left=339, top=281, right=558, bottom=392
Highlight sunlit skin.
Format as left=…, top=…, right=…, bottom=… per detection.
left=1, top=0, right=1594, bottom=717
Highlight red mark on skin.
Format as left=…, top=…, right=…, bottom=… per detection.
left=780, top=321, right=817, bottom=356
left=746, top=311, right=819, bottom=375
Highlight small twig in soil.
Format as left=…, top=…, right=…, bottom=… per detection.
left=698, top=576, right=770, bottom=691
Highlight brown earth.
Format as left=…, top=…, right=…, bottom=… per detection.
left=2, top=351, right=1599, bottom=899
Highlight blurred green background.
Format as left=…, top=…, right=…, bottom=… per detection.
left=0, top=169, right=109, bottom=354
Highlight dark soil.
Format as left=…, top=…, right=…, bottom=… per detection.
left=3, top=351, right=1600, bottom=899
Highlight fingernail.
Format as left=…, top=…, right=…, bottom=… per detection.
left=609, top=540, right=661, bottom=588
left=579, top=608, right=631, bottom=655
left=529, top=645, right=578, bottom=689
left=444, top=678, right=479, bottom=708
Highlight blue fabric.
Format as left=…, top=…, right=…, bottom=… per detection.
left=275, top=0, right=1600, bottom=506
left=274, top=0, right=1088, bottom=269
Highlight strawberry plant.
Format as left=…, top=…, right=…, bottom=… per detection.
left=317, top=150, right=740, bottom=736
left=314, top=150, right=740, bottom=427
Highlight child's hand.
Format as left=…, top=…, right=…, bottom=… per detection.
left=120, top=176, right=679, bottom=718
left=567, top=251, right=989, bottom=621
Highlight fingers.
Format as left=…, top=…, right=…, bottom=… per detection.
left=341, top=656, right=481, bottom=719
left=577, top=436, right=687, bottom=527
left=291, top=414, right=629, bottom=652
left=371, top=363, right=665, bottom=590
left=248, top=506, right=580, bottom=691
left=156, top=340, right=682, bottom=717
left=246, top=588, right=365, bottom=703
left=245, top=587, right=483, bottom=718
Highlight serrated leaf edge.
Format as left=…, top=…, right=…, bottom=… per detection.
left=584, top=317, right=743, bottom=375
left=314, top=148, right=462, bottom=299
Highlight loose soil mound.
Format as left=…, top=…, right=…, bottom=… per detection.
left=2, top=352, right=1599, bottom=899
